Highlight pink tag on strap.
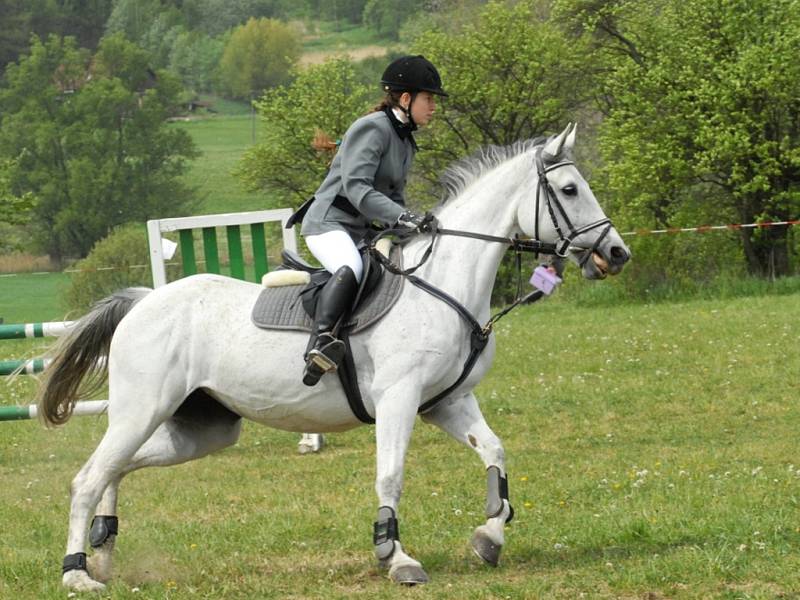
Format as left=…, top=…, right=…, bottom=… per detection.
left=530, top=265, right=562, bottom=295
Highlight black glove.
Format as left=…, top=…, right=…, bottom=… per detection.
left=396, top=211, right=438, bottom=233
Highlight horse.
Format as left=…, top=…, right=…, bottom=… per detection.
left=37, top=124, right=630, bottom=592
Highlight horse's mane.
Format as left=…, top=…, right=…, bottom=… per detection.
left=438, top=137, right=550, bottom=204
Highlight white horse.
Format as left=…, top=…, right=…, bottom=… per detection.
left=37, top=124, right=630, bottom=592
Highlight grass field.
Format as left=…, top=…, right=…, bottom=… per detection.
left=172, top=115, right=274, bottom=215
left=1, top=292, right=799, bottom=599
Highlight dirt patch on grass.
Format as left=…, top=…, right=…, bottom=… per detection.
left=300, top=45, right=388, bottom=66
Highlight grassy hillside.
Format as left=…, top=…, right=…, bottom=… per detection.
left=172, top=114, right=274, bottom=215
left=1, top=293, right=798, bottom=598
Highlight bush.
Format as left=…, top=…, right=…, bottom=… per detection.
left=63, top=224, right=176, bottom=314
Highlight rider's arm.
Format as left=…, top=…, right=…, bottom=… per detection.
left=339, top=118, right=406, bottom=226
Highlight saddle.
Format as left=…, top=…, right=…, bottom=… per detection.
left=251, top=242, right=403, bottom=333
left=251, top=245, right=404, bottom=424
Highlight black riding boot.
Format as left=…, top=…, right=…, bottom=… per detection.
left=303, top=265, right=359, bottom=386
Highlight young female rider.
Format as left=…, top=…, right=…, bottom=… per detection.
left=291, top=55, right=447, bottom=386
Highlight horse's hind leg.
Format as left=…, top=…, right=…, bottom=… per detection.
left=421, top=392, right=512, bottom=567
left=83, top=397, right=242, bottom=587
left=62, top=415, right=167, bottom=592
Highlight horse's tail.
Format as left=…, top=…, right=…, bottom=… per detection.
left=36, top=287, right=152, bottom=428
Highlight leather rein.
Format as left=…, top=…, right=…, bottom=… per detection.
left=369, top=148, right=615, bottom=414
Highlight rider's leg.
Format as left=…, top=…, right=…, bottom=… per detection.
left=302, top=231, right=362, bottom=386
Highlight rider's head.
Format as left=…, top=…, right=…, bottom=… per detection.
left=379, top=55, right=448, bottom=128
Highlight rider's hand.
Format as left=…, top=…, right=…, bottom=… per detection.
left=396, top=211, right=438, bottom=233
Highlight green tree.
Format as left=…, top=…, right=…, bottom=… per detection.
left=0, top=158, right=35, bottom=226
left=169, top=31, right=225, bottom=93
left=236, top=58, right=372, bottom=203
left=0, top=34, right=198, bottom=263
left=363, top=0, right=423, bottom=39
left=577, top=0, right=800, bottom=276
left=218, top=17, right=301, bottom=98
left=411, top=0, right=592, bottom=197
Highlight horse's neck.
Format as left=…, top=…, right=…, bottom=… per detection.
left=410, top=160, right=524, bottom=316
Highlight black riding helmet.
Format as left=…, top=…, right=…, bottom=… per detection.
left=381, top=55, right=448, bottom=97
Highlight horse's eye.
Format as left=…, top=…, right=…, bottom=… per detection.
left=562, top=184, right=578, bottom=196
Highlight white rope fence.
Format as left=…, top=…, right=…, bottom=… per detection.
left=0, top=219, right=797, bottom=279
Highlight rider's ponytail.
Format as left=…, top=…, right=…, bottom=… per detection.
left=312, top=129, right=338, bottom=160
left=371, top=90, right=405, bottom=113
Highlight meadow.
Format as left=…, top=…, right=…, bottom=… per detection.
left=1, top=289, right=799, bottom=599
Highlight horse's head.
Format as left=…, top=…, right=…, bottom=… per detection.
left=517, top=124, right=630, bottom=279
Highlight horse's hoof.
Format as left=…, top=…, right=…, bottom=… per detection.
left=471, top=527, right=502, bottom=566
left=63, top=569, right=106, bottom=592
left=86, top=552, right=112, bottom=583
left=297, top=434, right=324, bottom=454
left=390, top=564, right=429, bottom=585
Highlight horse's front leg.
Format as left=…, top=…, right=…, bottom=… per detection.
left=421, top=392, right=513, bottom=566
left=373, top=382, right=428, bottom=585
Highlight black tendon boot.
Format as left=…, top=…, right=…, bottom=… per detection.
left=303, top=266, right=359, bottom=386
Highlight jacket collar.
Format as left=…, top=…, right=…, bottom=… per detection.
left=383, top=106, right=418, bottom=150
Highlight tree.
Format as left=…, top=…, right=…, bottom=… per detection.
left=580, top=0, right=800, bottom=276
left=169, top=31, right=225, bottom=93
left=410, top=0, right=593, bottom=198
left=0, top=34, right=198, bottom=262
left=363, top=0, right=423, bottom=39
left=236, top=58, right=372, bottom=203
left=0, top=158, right=35, bottom=226
left=218, top=17, right=301, bottom=98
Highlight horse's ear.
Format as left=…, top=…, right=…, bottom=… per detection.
left=543, top=123, right=573, bottom=158
left=565, top=123, right=577, bottom=152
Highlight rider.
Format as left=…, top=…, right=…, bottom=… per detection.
left=291, top=55, right=448, bottom=386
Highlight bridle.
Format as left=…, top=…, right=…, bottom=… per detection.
left=532, top=147, right=613, bottom=264
left=368, top=145, right=618, bottom=415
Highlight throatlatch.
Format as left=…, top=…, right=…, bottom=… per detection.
left=89, top=515, right=119, bottom=548
left=485, top=466, right=514, bottom=523
left=373, top=506, right=400, bottom=561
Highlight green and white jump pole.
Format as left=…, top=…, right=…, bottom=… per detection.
left=1, top=321, right=72, bottom=375
left=0, top=400, right=108, bottom=422
left=0, top=321, right=74, bottom=340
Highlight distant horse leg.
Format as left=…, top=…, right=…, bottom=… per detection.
left=85, top=476, right=121, bottom=583
left=421, top=392, right=512, bottom=566
left=84, top=412, right=242, bottom=584
left=373, top=384, right=428, bottom=584
left=297, top=433, right=324, bottom=454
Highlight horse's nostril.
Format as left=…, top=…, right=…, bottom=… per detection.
left=610, top=246, right=629, bottom=263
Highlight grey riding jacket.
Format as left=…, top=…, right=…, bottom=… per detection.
left=300, top=109, right=416, bottom=241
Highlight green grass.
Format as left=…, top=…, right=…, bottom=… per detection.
left=0, top=273, right=72, bottom=323
left=1, top=293, right=799, bottom=598
left=171, top=115, right=273, bottom=215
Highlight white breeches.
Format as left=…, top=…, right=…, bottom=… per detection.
left=305, top=230, right=364, bottom=282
